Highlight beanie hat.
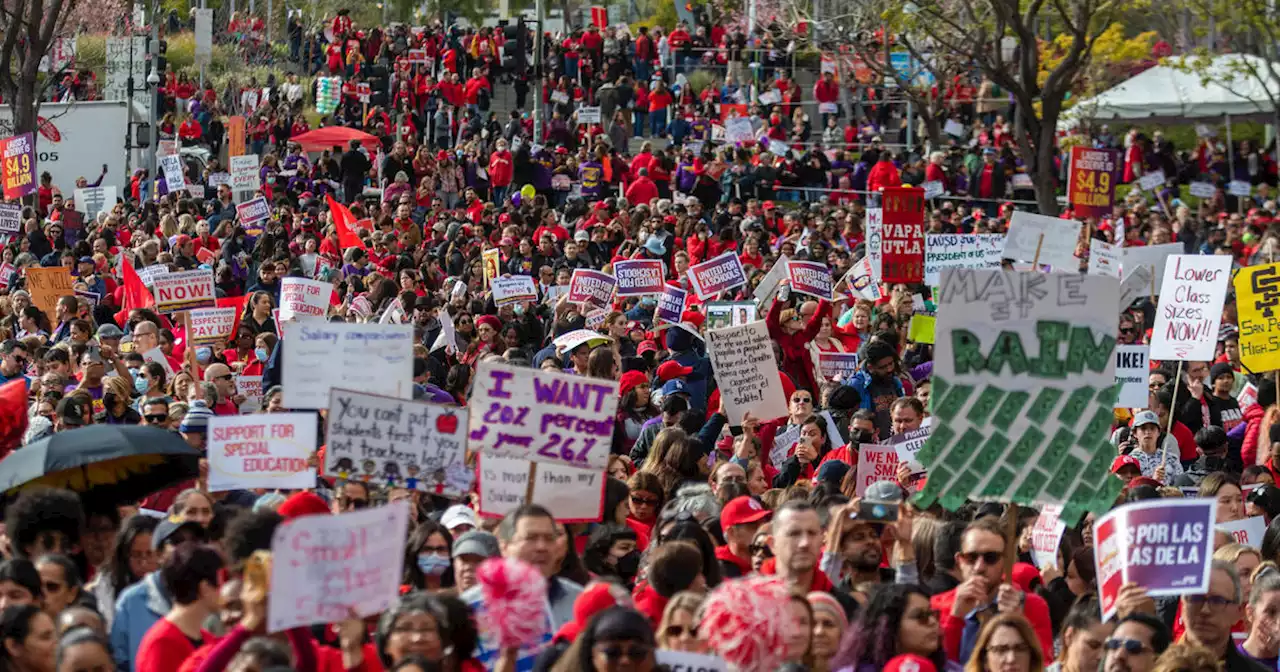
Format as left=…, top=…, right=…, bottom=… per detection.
left=1210, top=362, right=1235, bottom=383
left=618, top=370, right=649, bottom=399
left=278, top=491, right=331, bottom=520
left=179, top=401, right=214, bottom=434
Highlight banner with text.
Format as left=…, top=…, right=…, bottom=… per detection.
left=880, top=187, right=925, bottom=284
left=1150, top=255, right=1232, bottom=362
left=706, top=321, right=788, bottom=425
left=613, top=260, right=666, bottom=296
left=281, top=322, right=414, bottom=409
left=687, top=251, right=747, bottom=300
left=207, top=413, right=317, bottom=491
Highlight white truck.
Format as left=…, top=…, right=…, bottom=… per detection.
left=0, top=100, right=140, bottom=196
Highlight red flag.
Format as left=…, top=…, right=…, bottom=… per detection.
left=122, top=258, right=155, bottom=312
left=326, top=194, right=367, bottom=251
left=0, top=379, right=28, bottom=459
left=217, top=295, right=249, bottom=341
left=591, top=5, right=607, bottom=28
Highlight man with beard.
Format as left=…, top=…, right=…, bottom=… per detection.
left=820, top=482, right=909, bottom=590
left=412, top=296, right=441, bottom=350
left=848, top=340, right=905, bottom=439
left=1104, top=613, right=1170, bottom=672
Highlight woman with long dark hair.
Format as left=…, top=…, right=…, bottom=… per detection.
left=401, top=521, right=455, bottom=592
left=0, top=604, right=56, bottom=672
left=86, top=516, right=158, bottom=630
left=831, top=584, right=946, bottom=672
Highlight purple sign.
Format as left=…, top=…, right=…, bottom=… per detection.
left=614, top=259, right=666, bottom=296
left=1094, top=498, right=1215, bottom=599
left=567, top=269, right=617, bottom=308
left=788, top=260, right=834, bottom=300
left=236, top=197, right=271, bottom=237
left=657, top=284, right=686, bottom=323
left=687, top=251, right=747, bottom=300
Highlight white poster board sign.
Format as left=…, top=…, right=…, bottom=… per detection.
left=1149, top=255, right=1232, bottom=362
left=1088, top=239, right=1121, bottom=278
left=1003, top=211, right=1082, bottom=272
left=705, top=321, right=788, bottom=424
left=281, top=322, right=413, bottom=409
left=206, top=413, right=317, bottom=492
left=279, top=277, right=333, bottom=322
left=924, top=234, right=1005, bottom=285
left=1030, top=505, right=1067, bottom=570
left=230, top=155, right=261, bottom=192
left=865, top=208, right=883, bottom=283
left=1115, top=345, right=1151, bottom=409
left=854, top=444, right=900, bottom=496
left=1218, top=516, right=1267, bottom=548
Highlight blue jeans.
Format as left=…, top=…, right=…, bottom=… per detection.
left=492, top=185, right=508, bottom=205
left=633, top=110, right=647, bottom=137
left=634, top=59, right=650, bottom=82
left=650, top=108, right=667, bottom=137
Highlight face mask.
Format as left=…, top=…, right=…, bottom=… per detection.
left=196, top=347, right=212, bottom=364
left=852, top=430, right=874, bottom=445
left=255, top=348, right=269, bottom=362
left=615, top=550, right=641, bottom=579
left=135, top=375, right=149, bottom=394
left=417, top=554, right=450, bottom=576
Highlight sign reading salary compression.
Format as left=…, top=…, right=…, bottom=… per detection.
left=1068, top=147, right=1120, bottom=219
left=880, top=187, right=925, bottom=284
left=913, top=269, right=1124, bottom=524
left=153, top=269, right=216, bottom=313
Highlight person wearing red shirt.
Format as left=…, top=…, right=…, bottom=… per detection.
left=462, top=68, right=490, bottom=112
left=135, top=544, right=220, bottom=672
left=625, top=167, right=659, bottom=206
left=634, top=26, right=655, bottom=81
left=667, top=22, right=691, bottom=73
left=326, top=42, right=344, bottom=74
left=931, top=518, right=1055, bottom=666
left=813, top=72, right=840, bottom=123
left=647, top=82, right=673, bottom=138
left=866, top=152, right=902, bottom=194
left=330, top=10, right=352, bottom=42
left=488, top=139, right=514, bottom=203
left=178, top=116, right=202, bottom=143
left=633, top=82, right=649, bottom=136
left=581, top=24, right=603, bottom=65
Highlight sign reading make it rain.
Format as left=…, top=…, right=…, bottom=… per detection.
left=913, top=269, right=1124, bottom=525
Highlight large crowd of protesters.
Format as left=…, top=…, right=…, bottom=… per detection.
left=2, top=6, right=1280, bottom=672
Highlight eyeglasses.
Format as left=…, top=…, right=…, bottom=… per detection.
left=342, top=498, right=369, bottom=510
left=1104, top=638, right=1152, bottom=655
left=630, top=494, right=659, bottom=506
left=749, top=544, right=772, bottom=557
left=959, top=551, right=1003, bottom=566
left=1185, top=594, right=1236, bottom=609
left=987, top=643, right=1030, bottom=658
left=1119, top=327, right=1135, bottom=335
left=594, top=643, right=652, bottom=661
left=215, top=374, right=233, bottom=382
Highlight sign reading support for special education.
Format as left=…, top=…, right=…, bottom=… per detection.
left=1003, top=211, right=1082, bottom=272
left=567, top=269, right=617, bottom=307
left=705, top=321, right=788, bottom=425
left=24, top=267, right=73, bottom=319
left=787, top=261, right=833, bottom=300
left=1235, top=262, right=1280, bottom=373
left=924, top=234, right=1004, bottom=285
left=1150, top=255, right=1232, bottom=361
left=469, top=360, right=615, bottom=522
left=153, top=269, right=215, bottom=313
left=188, top=307, right=237, bottom=345
left=1114, top=345, right=1151, bottom=409
left=268, top=500, right=410, bottom=632
left=1067, top=147, right=1120, bottom=218
left=279, top=277, right=333, bottom=322
left=281, top=322, right=414, bottom=409
left=207, top=413, right=317, bottom=492
left=687, top=251, right=747, bottom=300
left=912, top=269, right=1124, bottom=524
left=880, top=187, right=925, bottom=284
left=326, top=389, right=470, bottom=496
left=1093, top=498, right=1215, bottom=620
left=613, top=259, right=665, bottom=296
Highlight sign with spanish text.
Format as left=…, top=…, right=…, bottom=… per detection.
left=326, top=389, right=471, bottom=496
left=188, top=307, right=237, bottom=345
left=279, top=277, right=333, bottom=322
left=1092, top=498, right=1215, bottom=616
left=1003, top=211, right=1082, bottom=272
left=267, top=500, right=410, bottom=632
left=880, top=187, right=925, bottom=284
left=207, top=413, right=317, bottom=492
left=787, top=261, right=833, bottom=300
left=1067, top=147, right=1120, bottom=218
left=567, top=269, right=617, bottom=308
left=613, top=260, right=665, bottom=296
left=657, top=284, right=687, bottom=323
left=687, top=252, right=747, bottom=300
left=1150, top=255, right=1232, bottom=361
left=281, top=322, right=414, bottom=409
left=706, top=321, right=788, bottom=425
left=0, top=133, right=35, bottom=200
left=153, top=269, right=216, bottom=313
left=1234, top=262, right=1280, bottom=373
left=816, top=351, right=860, bottom=379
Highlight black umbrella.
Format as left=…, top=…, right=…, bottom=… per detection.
left=0, top=425, right=201, bottom=510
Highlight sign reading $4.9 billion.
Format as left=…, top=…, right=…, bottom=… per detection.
left=0, top=133, right=35, bottom=200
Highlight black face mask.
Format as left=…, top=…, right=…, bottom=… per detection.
left=852, top=430, right=875, bottom=445
left=615, top=550, right=641, bottom=580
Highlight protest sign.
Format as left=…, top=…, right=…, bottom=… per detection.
left=816, top=351, right=860, bottom=380
left=481, top=248, right=501, bottom=289
left=0, top=133, right=35, bottom=200
left=1240, top=383, right=1259, bottom=411
left=880, top=187, right=925, bottom=284
left=855, top=444, right=900, bottom=496
left=1137, top=170, right=1166, bottom=191
left=567, top=269, right=617, bottom=307
left=236, top=376, right=264, bottom=413
left=655, top=651, right=727, bottom=672
left=1003, top=211, right=1082, bottom=272
left=1119, top=264, right=1154, bottom=310
left=281, top=322, right=414, bottom=409
left=159, top=154, right=185, bottom=190
left=153, top=269, right=215, bottom=313
left=141, top=347, right=173, bottom=377
left=922, top=181, right=945, bottom=200
left=326, top=389, right=471, bottom=496
left=1122, top=243, right=1182, bottom=283
left=0, top=262, right=15, bottom=289
left=576, top=106, right=601, bottom=124
left=379, top=298, right=406, bottom=325
left=584, top=308, right=608, bottom=329
left=705, top=321, right=788, bottom=424
left=477, top=453, right=605, bottom=522
left=1030, top=505, right=1067, bottom=570
left=491, top=275, right=537, bottom=306
left=279, top=277, right=333, bottom=322
left=136, top=264, right=169, bottom=287
left=230, top=155, right=260, bottom=192
left=1088, top=240, right=1121, bottom=278
left=924, top=234, right=1004, bottom=285
left=787, top=261, right=833, bottom=299
left=687, top=252, right=747, bottom=300
left=657, top=284, right=687, bottom=323
left=73, top=186, right=117, bottom=220
left=843, top=256, right=883, bottom=301
left=1229, top=180, right=1253, bottom=197
left=1092, top=498, right=1215, bottom=611
left=913, top=269, right=1123, bottom=524
left=60, top=210, right=83, bottom=245
left=268, top=500, right=410, bottom=632
left=1234, top=262, right=1280, bottom=373
left=704, top=302, right=757, bottom=330
left=1149, top=255, right=1232, bottom=361
left=1115, top=345, right=1151, bottom=409
left=235, top=197, right=271, bottom=236
left=207, top=413, right=317, bottom=492
left=188, top=307, right=237, bottom=345
left=24, top=267, right=73, bottom=319
left=907, top=313, right=936, bottom=344
left=75, top=289, right=99, bottom=306
left=1095, top=511, right=1125, bottom=620
left=888, top=426, right=931, bottom=476
left=1067, top=147, right=1120, bottom=218
left=865, top=208, right=883, bottom=282
left=1219, top=516, right=1266, bottom=548
left=0, top=203, right=20, bottom=236
left=613, top=260, right=665, bottom=296
left=752, top=253, right=790, bottom=304
left=1188, top=181, right=1217, bottom=198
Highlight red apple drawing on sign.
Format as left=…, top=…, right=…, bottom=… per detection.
left=436, top=411, right=459, bottom=435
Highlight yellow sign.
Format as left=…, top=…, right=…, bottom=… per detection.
left=908, top=313, right=936, bottom=345
left=1235, top=262, right=1280, bottom=373
left=482, top=248, right=500, bottom=291
left=25, top=266, right=74, bottom=320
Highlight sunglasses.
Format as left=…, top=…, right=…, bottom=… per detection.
left=749, top=544, right=772, bottom=557
left=791, top=396, right=812, bottom=404
left=1104, top=638, right=1151, bottom=655
left=144, top=414, right=168, bottom=423
left=344, top=498, right=370, bottom=510
left=959, top=551, right=1003, bottom=566
left=630, top=494, right=659, bottom=506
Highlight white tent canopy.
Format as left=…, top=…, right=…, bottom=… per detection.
left=1063, top=54, right=1280, bottom=126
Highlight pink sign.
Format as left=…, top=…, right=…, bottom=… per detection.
left=567, top=269, right=617, bottom=307
left=613, top=259, right=666, bottom=296
left=687, top=252, right=747, bottom=300
left=787, top=261, right=833, bottom=300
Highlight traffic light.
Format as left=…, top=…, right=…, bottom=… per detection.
left=503, top=19, right=528, bottom=71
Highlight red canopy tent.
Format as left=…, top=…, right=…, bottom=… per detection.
left=290, top=127, right=381, bottom=152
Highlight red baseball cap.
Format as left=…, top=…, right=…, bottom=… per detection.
left=637, top=340, right=658, bottom=356
left=656, top=360, right=693, bottom=382
left=883, top=654, right=937, bottom=672
left=1110, top=455, right=1141, bottom=474
left=720, top=496, right=771, bottom=532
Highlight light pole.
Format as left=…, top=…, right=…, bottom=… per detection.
left=147, top=66, right=159, bottom=201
